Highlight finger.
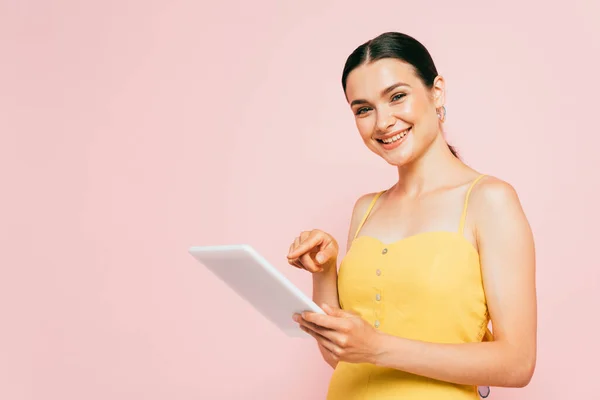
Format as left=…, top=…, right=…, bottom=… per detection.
left=300, top=321, right=349, bottom=355
left=288, top=243, right=305, bottom=269
left=289, top=231, right=333, bottom=272
left=288, top=243, right=299, bottom=268
left=286, top=238, right=299, bottom=261
left=299, top=314, right=333, bottom=333
left=299, top=325, right=341, bottom=355
left=302, top=310, right=351, bottom=332
left=322, top=303, right=351, bottom=318
left=300, top=231, right=310, bottom=241
left=290, top=258, right=304, bottom=270
left=300, top=252, right=320, bottom=273
left=318, top=343, right=337, bottom=361
left=299, top=314, right=349, bottom=345
left=293, top=236, right=301, bottom=250
left=315, top=240, right=337, bottom=265
left=287, top=231, right=324, bottom=260
left=292, top=233, right=321, bottom=272
left=288, top=238, right=304, bottom=268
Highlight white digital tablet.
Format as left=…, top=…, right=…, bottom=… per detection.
left=188, top=244, right=325, bottom=337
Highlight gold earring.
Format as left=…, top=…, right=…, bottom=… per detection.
left=437, top=106, right=446, bottom=122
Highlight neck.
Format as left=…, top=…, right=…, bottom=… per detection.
left=393, top=133, right=465, bottom=197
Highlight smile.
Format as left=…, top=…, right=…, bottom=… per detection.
left=376, top=127, right=411, bottom=145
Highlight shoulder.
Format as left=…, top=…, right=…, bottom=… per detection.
left=349, top=191, right=381, bottom=228
left=470, top=175, right=522, bottom=211
left=345, top=191, right=383, bottom=245
left=353, top=191, right=382, bottom=215
left=469, top=174, right=533, bottom=245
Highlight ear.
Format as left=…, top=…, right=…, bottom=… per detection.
left=432, top=75, right=446, bottom=109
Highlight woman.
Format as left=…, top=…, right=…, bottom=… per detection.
left=287, top=32, right=537, bottom=399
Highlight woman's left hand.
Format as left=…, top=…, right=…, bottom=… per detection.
left=293, top=304, right=384, bottom=364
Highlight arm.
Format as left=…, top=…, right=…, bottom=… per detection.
left=311, top=260, right=340, bottom=311
left=372, top=178, right=537, bottom=387
left=313, top=193, right=378, bottom=369
left=312, top=267, right=339, bottom=369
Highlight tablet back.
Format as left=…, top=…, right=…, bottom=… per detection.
left=188, top=244, right=324, bottom=337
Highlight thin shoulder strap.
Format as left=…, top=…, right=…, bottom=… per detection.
left=458, top=174, right=487, bottom=234
left=353, top=191, right=385, bottom=240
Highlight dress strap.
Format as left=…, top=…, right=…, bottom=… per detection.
left=458, top=174, right=487, bottom=235
left=353, top=191, right=385, bottom=240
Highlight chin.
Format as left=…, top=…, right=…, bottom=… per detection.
left=384, top=154, right=413, bottom=167
left=377, top=145, right=416, bottom=167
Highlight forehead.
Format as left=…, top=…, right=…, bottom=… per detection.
left=345, top=58, right=420, bottom=101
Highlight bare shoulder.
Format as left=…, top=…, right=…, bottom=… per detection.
left=349, top=191, right=381, bottom=231
left=469, top=175, right=525, bottom=217
left=346, top=191, right=381, bottom=249
left=469, top=174, right=533, bottom=248
left=353, top=192, right=381, bottom=215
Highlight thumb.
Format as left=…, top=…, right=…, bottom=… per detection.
left=321, top=303, right=348, bottom=317
left=315, top=242, right=337, bottom=265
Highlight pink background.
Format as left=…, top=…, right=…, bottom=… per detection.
left=1, top=1, right=598, bottom=399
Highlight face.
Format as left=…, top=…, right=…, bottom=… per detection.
left=344, top=58, right=445, bottom=166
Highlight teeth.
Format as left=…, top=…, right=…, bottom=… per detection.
left=381, top=128, right=410, bottom=144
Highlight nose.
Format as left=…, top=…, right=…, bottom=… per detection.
left=375, top=107, right=395, bottom=133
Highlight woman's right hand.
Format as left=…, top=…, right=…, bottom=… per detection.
left=287, top=229, right=339, bottom=273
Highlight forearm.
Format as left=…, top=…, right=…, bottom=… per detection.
left=312, top=261, right=340, bottom=369
left=373, top=334, right=535, bottom=388
left=311, top=260, right=340, bottom=309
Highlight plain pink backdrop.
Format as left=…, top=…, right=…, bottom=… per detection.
left=1, top=0, right=599, bottom=399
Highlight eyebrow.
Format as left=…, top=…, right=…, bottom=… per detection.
left=350, top=82, right=411, bottom=107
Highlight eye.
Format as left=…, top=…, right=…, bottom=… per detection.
left=355, top=107, right=372, bottom=115
left=391, top=93, right=406, bottom=102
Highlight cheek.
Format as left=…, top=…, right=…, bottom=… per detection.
left=355, top=117, right=375, bottom=140
left=395, top=98, right=420, bottom=120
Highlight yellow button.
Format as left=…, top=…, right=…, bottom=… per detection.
left=375, top=293, right=381, bottom=301
left=374, top=320, right=380, bottom=328
left=382, top=248, right=388, bottom=255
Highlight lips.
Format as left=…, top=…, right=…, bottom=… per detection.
left=375, top=127, right=411, bottom=145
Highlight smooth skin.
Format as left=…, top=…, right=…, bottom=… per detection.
left=286, top=58, right=537, bottom=388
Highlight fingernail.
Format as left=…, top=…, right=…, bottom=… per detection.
left=316, top=254, right=324, bottom=263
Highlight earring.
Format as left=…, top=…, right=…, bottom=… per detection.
left=437, top=106, right=446, bottom=122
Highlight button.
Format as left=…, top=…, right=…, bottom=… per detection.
left=375, top=293, right=381, bottom=301
left=376, top=269, right=381, bottom=276
left=382, top=248, right=388, bottom=255
left=374, top=320, right=380, bottom=328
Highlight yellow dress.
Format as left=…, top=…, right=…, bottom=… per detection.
left=328, top=174, right=492, bottom=400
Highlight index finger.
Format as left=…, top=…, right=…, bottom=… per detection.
left=287, top=231, right=324, bottom=259
left=301, top=311, right=348, bottom=332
